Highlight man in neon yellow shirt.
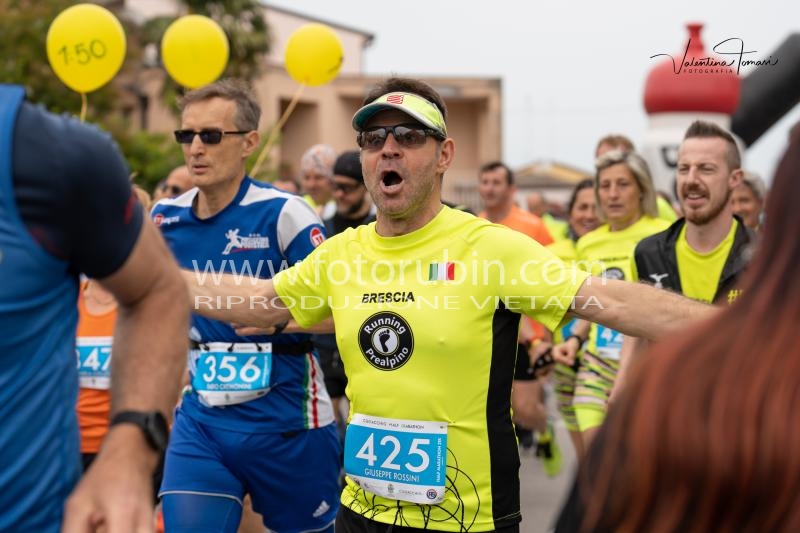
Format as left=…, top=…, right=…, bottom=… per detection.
left=616, top=121, right=755, bottom=396
left=183, top=77, right=714, bottom=533
left=636, top=121, right=753, bottom=304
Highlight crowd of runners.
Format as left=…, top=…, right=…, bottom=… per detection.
left=2, top=72, right=798, bottom=533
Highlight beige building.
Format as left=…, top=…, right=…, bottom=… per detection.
left=122, top=1, right=502, bottom=205
left=514, top=160, right=593, bottom=209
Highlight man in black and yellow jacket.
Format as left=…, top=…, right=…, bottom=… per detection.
left=633, top=121, right=756, bottom=306
left=634, top=214, right=753, bottom=306
left=616, top=120, right=756, bottom=395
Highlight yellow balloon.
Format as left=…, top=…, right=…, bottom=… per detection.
left=161, top=16, right=229, bottom=89
left=285, top=24, right=344, bottom=86
left=46, top=4, right=126, bottom=94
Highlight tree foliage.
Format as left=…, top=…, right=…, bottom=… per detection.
left=0, top=0, right=272, bottom=192
left=0, top=0, right=116, bottom=116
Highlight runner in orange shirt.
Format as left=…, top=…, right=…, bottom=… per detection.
left=75, top=279, right=117, bottom=469
left=478, top=161, right=553, bottom=246
left=76, top=278, right=167, bottom=531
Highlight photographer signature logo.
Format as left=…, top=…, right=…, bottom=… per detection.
left=651, top=38, right=778, bottom=75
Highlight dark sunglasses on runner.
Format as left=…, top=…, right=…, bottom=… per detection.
left=356, top=124, right=445, bottom=150
left=174, top=129, right=250, bottom=145
left=332, top=181, right=362, bottom=194
left=161, top=184, right=185, bottom=196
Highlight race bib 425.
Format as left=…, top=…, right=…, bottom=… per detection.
left=344, top=414, right=448, bottom=504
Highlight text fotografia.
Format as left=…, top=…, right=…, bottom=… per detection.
left=650, top=37, right=778, bottom=75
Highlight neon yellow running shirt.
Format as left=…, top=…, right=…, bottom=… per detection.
left=676, top=219, right=737, bottom=303
left=576, top=216, right=670, bottom=359
left=274, top=206, right=588, bottom=531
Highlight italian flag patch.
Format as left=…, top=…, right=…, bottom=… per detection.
left=429, top=262, right=455, bottom=281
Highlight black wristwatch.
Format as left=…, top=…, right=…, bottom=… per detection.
left=109, top=410, right=169, bottom=454
left=272, top=320, right=289, bottom=336
left=566, top=334, right=586, bottom=347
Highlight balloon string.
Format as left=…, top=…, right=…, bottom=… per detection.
left=250, top=84, right=305, bottom=179
left=80, top=93, right=87, bottom=122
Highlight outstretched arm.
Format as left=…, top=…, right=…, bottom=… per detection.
left=570, top=276, right=715, bottom=340
left=233, top=317, right=335, bottom=337
left=183, top=269, right=294, bottom=329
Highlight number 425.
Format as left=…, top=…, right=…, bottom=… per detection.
left=356, top=434, right=430, bottom=473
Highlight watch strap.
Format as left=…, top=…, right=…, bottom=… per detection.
left=109, top=410, right=168, bottom=454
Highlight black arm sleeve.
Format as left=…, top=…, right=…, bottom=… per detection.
left=12, top=103, right=143, bottom=278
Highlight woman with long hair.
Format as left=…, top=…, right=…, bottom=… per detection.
left=556, top=132, right=800, bottom=532
left=567, top=151, right=670, bottom=450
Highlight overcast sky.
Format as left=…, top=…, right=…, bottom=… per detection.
left=266, top=0, right=799, bottom=185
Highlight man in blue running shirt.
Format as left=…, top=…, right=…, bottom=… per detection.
left=153, top=78, right=340, bottom=533
left=0, top=84, right=189, bottom=532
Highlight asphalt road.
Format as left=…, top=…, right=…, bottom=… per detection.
left=518, top=412, right=578, bottom=532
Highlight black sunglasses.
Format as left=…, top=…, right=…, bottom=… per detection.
left=161, top=184, right=185, bottom=196
left=356, top=124, right=445, bottom=150
left=332, top=181, right=363, bottom=194
left=174, top=129, right=250, bottom=145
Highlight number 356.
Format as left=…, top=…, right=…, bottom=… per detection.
left=202, top=355, right=261, bottom=383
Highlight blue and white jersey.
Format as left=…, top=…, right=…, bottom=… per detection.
left=152, top=177, right=334, bottom=432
